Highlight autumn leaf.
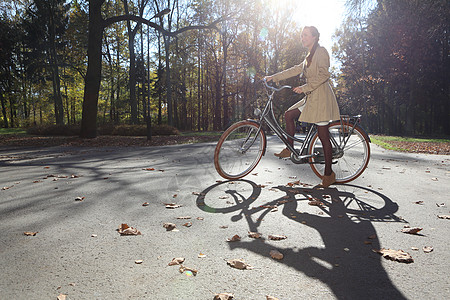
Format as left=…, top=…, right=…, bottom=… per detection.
left=401, top=227, right=423, bottom=234
left=24, top=232, right=38, bottom=236
left=75, top=196, right=85, bottom=201
left=177, top=216, right=191, bottom=219
left=270, top=250, right=284, bottom=260
left=182, top=222, right=192, bottom=227
left=179, top=265, right=198, bottom=276
left=142, top=202, right=149, bottom=206
left=118, top=223, right=141, bottom=235
left=143, top=168, right=155, bottom=171
left=266, top=296, right=280, bottom=300
left=165, top=203, right=182, bottom=209
left=163, top=222, right=177, bottom=231
left=57, top=294, right=68, bottom=300
left=227, top=235, right=241, bottom=242
left=268, top=234, right=287, bottom=240
left=423, top=246, right=433, bottom=253
left=135, top=260, right=144, bottom=264
left=248, top=232, right=262, bottom=239
left=214, top=292, right=234, bottom=300
left=437, top=215, right=450, bottom=219
left=227, top=259, right=253, bottom=270
left=168, top=257, right=185, bottom=266
left=373, top=248, right=414, bottom=263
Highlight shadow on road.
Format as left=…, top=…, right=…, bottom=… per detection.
left=196, top=180, right=408, bottom=299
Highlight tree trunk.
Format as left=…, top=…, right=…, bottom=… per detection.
left=80, top=0, right=104, bottom=138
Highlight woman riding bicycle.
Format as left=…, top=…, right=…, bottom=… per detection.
left=264, top=26, right=340, bottom=188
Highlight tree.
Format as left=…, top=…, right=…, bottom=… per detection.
left=80, top=0, right=223, bottom=138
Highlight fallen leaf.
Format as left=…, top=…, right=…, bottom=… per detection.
left=183, top=222, right=192, bottom=227
left=163, top=223, right=177, bottom=231
left=143, top=168, right=155, bottom=171
left=168, top=257, right=185, bottom=266
left=177, top=216, right=191, bottom=219
left=142, top=202, right=149, bottom=206
left=401, top=227, right=423, bottom=234
left=368, top=234, right=377, bottom=239
left=214, top=293, right=234, bottom=300
left=179, top=265, right=198, bottom=276
left=287, top=180, right=300, bottom=187
left=24, top=232, right=38, bottom=236
left=413, top=201, right=424, bottom=205
left=437, top=215, right=450, bottom=219
left=269, top=250, right=284, bottom=260
left=364, top=241, right=372, bottom=245
left=248, top=232, right=262, bottom=239
left=75, top=196, right=85, bottom=201
left=57, top=294, right=67, bottom=300
left=227, top=235, right=241, bottom=242
left=431, top=177, right=438, bottom=181
left=165, top=203, right=182, bottom=209
left=266, top=296, right=280, bottom=300
left=423, top=246, right=433, bottom=253
left=219, top=225, right=228, bottom=229
left=196, top=217, right=204, bottom=220
left=373, top=248, right=414, bottom=263
left=308, top=199, right=324, bottom=206
left=268, top=234, right=287, bottom=240
left=118, top=224, right=142, bottom=235
left=411, top=247, right=419, bottom=251
left=198, top=253, right=206, bottom=258
left=227, top=259, right=253, bottom=270
left=91, top=234, right=97, bottom=237
left=135, top=260, right=144, bottom=264
left=435, top=203, right=445, bottom=207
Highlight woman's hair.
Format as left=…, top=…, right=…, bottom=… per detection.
left=304, top=26, right=320, bottom=67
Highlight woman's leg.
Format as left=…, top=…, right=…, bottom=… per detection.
left=317, top=124, right=333, bottom=176
left=285, top=109, right=301, bottom=147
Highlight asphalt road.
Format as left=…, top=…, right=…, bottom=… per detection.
left=0, top=135, right=449, bottom=300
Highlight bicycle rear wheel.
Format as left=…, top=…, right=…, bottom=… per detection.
left=308, top=122, right=370, bottom=183
left=214, top=120, right=266, bottom=180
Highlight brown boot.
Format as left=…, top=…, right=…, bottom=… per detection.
left=274, top=148, right=291, bottom=158
left=321, top=172, right=336, bottom=188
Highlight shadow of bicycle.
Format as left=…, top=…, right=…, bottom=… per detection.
left=196, top=180, right=408, bottom=299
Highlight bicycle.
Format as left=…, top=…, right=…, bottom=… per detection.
left=213, top=79, right=371, bottom=183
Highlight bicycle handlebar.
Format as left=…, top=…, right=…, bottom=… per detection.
left=262, top=78, right=291, bottom=92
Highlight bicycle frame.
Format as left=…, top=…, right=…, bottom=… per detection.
left=249, top=79, right=365, bottom=163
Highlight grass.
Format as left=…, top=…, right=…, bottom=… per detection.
left=0, top=128, right=28, bottom=135
left=371, top=135, right=450, bottom=152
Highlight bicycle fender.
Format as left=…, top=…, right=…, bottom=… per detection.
left=356, top=124, right=371, bottom=143
left=246, top=119, right=267, bottom=156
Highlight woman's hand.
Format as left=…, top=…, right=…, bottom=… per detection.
left=293, top=86, right=304, bottom=94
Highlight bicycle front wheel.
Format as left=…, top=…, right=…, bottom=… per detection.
left=308, top=122, right=370, bottom=183
left=214, top=120, right=266, bottom=180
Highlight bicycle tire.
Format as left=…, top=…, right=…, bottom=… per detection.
left=214, top=120, right=266, bottom=180
left=308, top=121, right=370, bottom=183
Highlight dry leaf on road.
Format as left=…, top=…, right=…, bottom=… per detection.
left=401, top=227, right=423, bottom=234
left=179, top=265, right=198, bottom=276
left=437, top=215, right=450, bottom=219
left=168, top=257, right=185, bottom=266
left=227, top=259, right=253, bottom=270
left=248, top=232, right=262, bottom=239
left=373, top=248, right=414, bottom=263
left=266, top=296, right=280, bottom=300
left=163, top=223, right=177, bottom=231
left=24, top=232, right=38, bottom=236
left=165, top=203, right=182, bottom=209
left=227, top=235, right=241, bottom=242
left=214, top=293, right=234, bottom=300
left=270, top=250, right=284, bottom=260
left=57, top=294, right=68, bottom=300
left=118, top=224, right=141, bottom=235
left=268, top=234, right=287, bottom=240
left=423, top=246, right=433, bottom=253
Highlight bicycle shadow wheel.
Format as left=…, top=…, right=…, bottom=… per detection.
left=195, top=179, right=261, bottom=214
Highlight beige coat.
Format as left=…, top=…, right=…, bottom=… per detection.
left=271, top=45, right=340, bottom=124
